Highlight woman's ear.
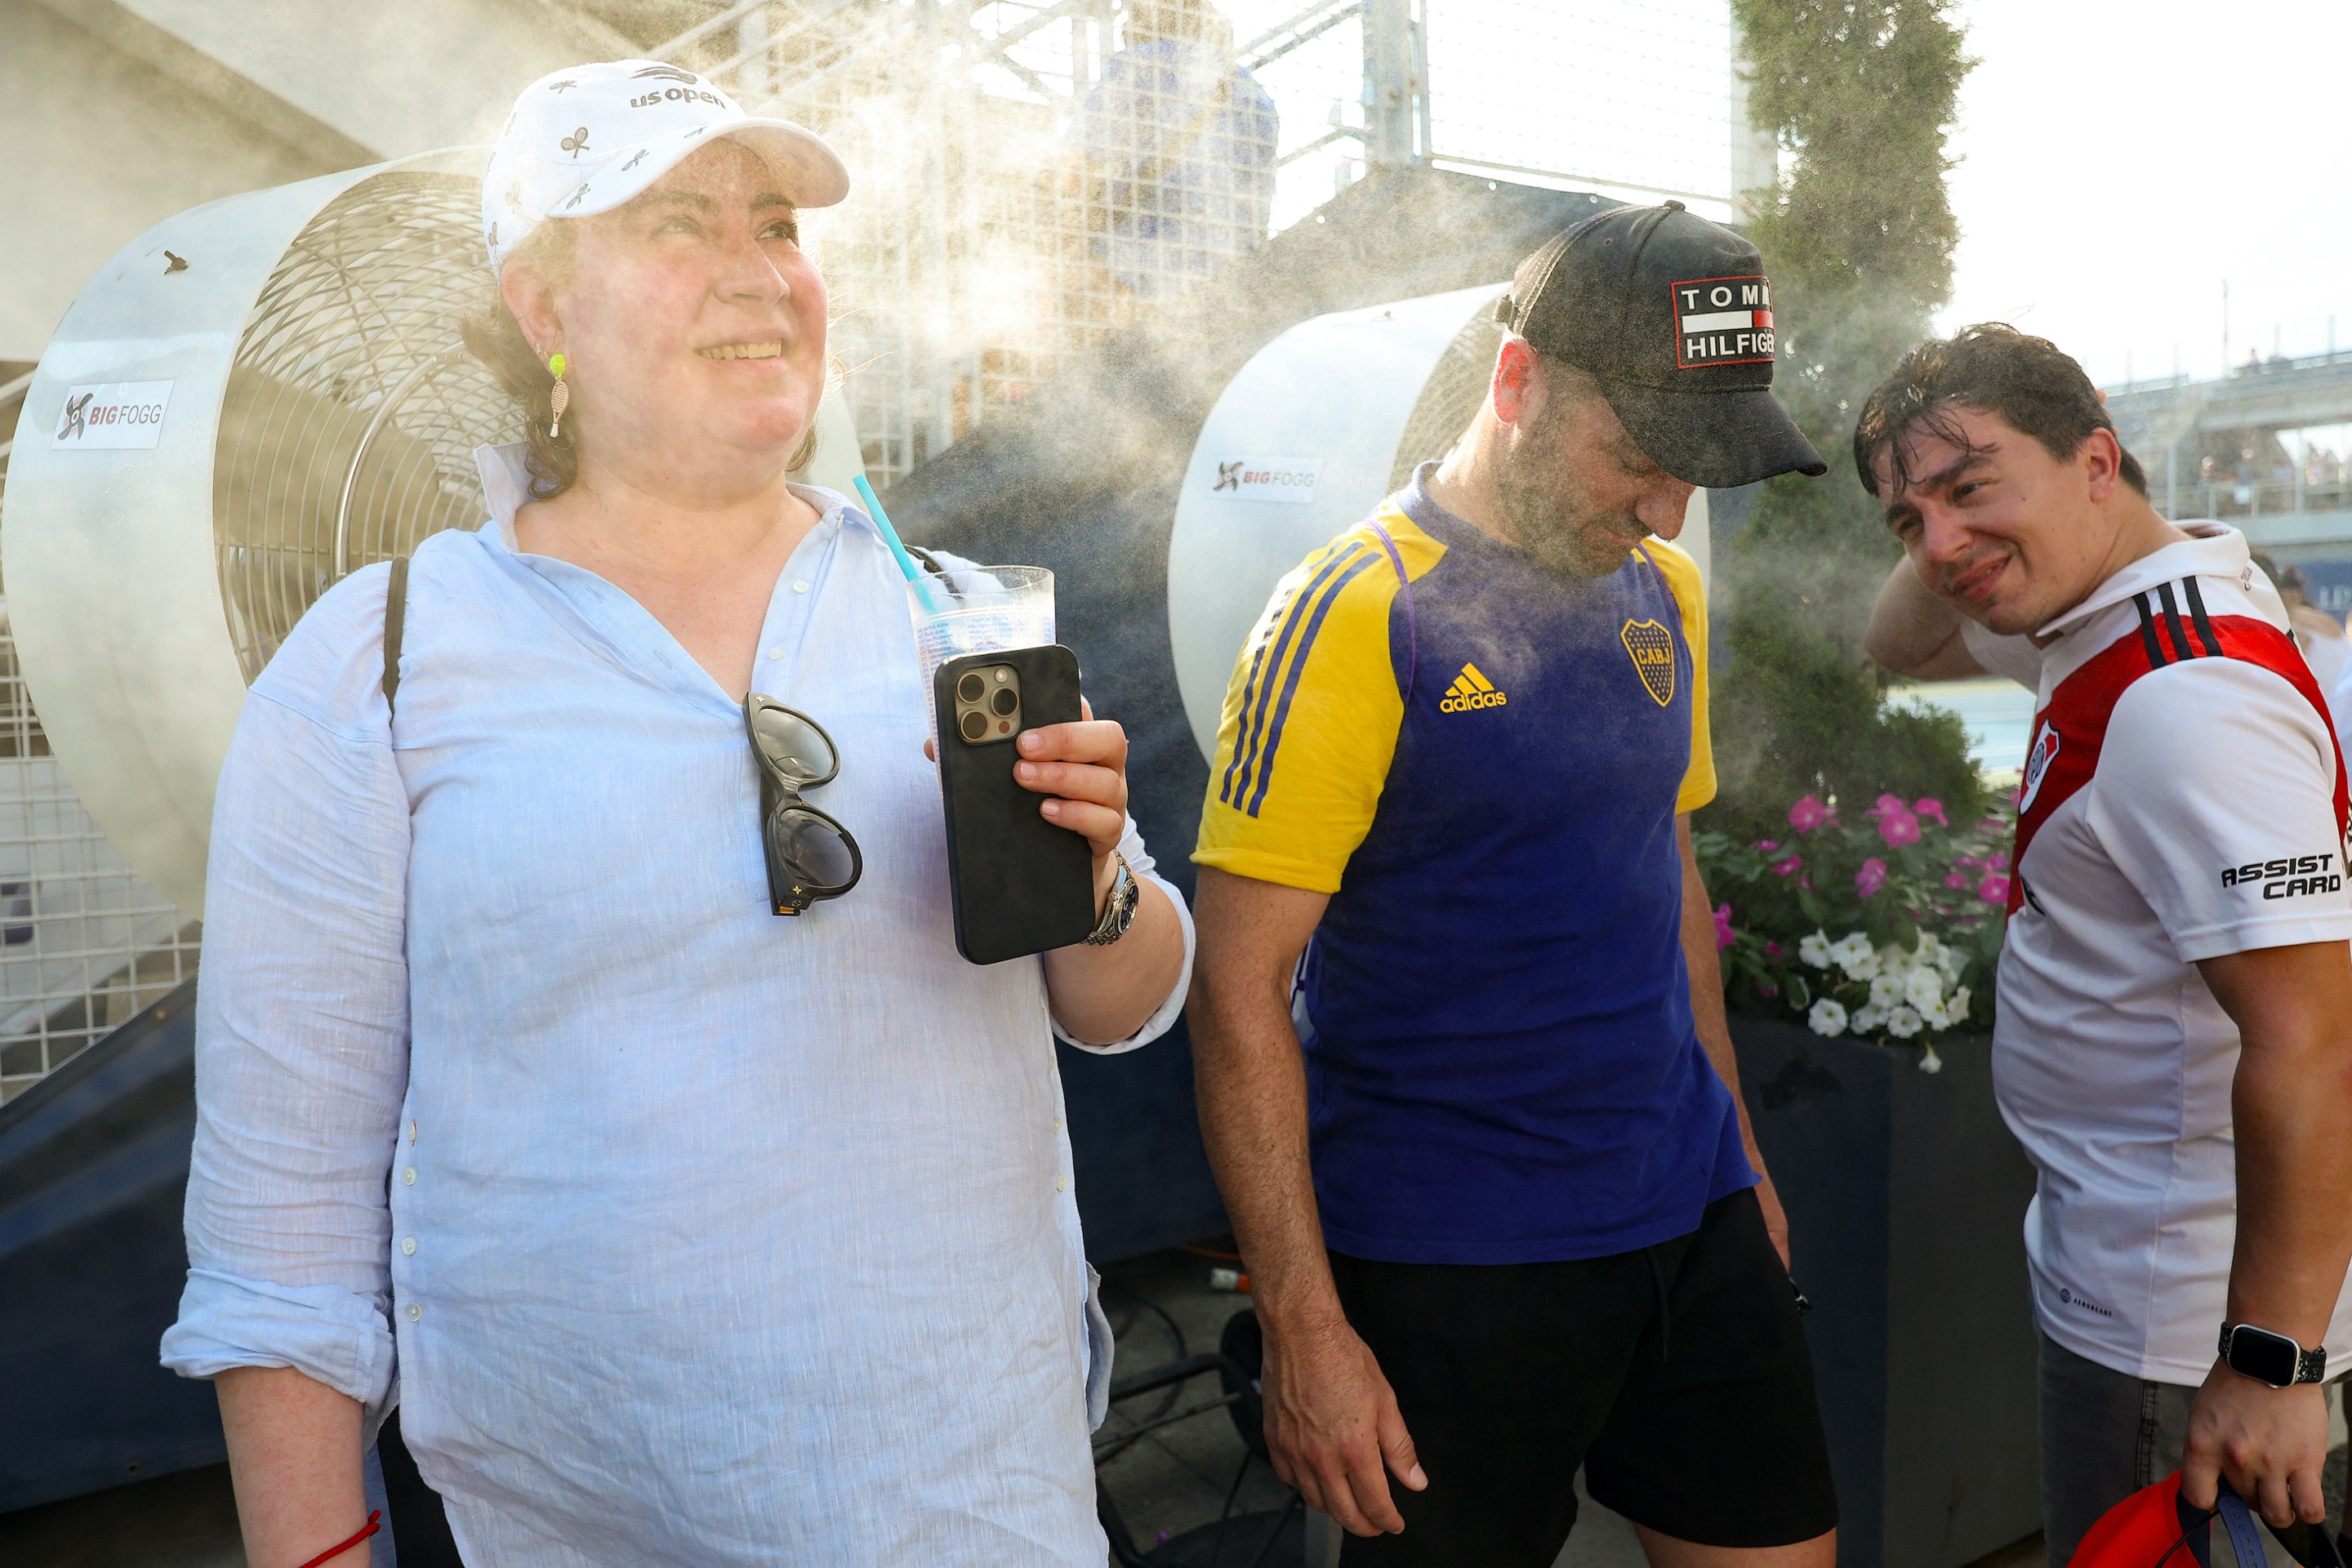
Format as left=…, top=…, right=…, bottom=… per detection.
left=501, top=261, right=564, bottom=358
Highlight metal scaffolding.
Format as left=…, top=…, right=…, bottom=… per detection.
left=657, top=0, right=1746, bottom=489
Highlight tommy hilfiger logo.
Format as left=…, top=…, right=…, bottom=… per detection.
left=1671, top=275, right=1775, bottom=369
left=1438, top=664, right=1507, bottom=713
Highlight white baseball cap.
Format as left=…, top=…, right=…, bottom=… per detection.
left=482, top=60, right=849, bottom=274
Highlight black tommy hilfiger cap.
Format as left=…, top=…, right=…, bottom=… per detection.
left=1495, top=202, right=1827, bottom=489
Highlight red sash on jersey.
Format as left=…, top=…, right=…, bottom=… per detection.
left=2007, top=575, right=2350, bottom=917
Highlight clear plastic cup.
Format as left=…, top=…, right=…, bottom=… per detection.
left=910, top=565, right=1055, bottom=737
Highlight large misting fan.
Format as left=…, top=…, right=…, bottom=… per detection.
left=3, top=150, right=862, bottom=915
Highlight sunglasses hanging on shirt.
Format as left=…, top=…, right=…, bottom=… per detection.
left=743, top=695, right=862, bottom=915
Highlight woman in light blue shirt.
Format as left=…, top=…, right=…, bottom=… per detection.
left=160, top=62, right=1192, bottom=1567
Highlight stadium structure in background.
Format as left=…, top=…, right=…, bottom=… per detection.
left=653, top=0, right=1767, bottom=484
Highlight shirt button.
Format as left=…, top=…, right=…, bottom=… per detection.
left=792, top=580, right=810, bottom=594
left=766, top=647, right=783, bottom=661
left=401, top=1167, right=416, bottom=1186
left=404, top=1303, right=422, bottom=1323
left=406, top=1120, right=417, bottom=1144
left=401, top=1236, right=417, bottom=1256
left=1056, top=1175, right=1069, bottom=1192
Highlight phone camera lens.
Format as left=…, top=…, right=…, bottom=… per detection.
left=957, top=672, right=986, bottom=703
left=990, top=688, right=1018, bottom=717
left=960, top=710, right=987, bottom=741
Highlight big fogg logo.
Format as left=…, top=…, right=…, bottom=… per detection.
left=50, top=381, right=174, bottom=451
left=2221, top=850, right=2347, bottom=900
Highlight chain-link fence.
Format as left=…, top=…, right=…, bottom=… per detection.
left=0, top=600, right=199, bottom=1104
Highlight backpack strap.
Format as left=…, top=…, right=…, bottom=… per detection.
left=903, top=545, right=951, bottom=580
left=382, top=555, right=410, bottom=720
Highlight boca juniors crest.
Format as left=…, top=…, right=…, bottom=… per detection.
left=1620, top=619, right=1676, bottom=706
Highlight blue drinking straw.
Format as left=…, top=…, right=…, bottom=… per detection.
left=852, top=474, right=942, bottom=612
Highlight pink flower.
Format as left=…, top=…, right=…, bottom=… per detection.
left=1988, top=849, right=2010, bottom=871
left=1765, top=941, right=1783, bottom=957
left=1713, top=902, right=1735, bottom=951
left=1978, top=874, right=2011, bottom=904
left=1944, top=869, right=1971, bottom=890
left=1914, top=798, right=1947, bottom=826
left=1770, top=853, right=1803, bottom=877
left=1877, top=808, right=1921, bottom=849
left=1856, top=857, right=1888, bottom=897
left=1872, top=793, right=1907, bottom=817
left=1755, top=840, right=1780, bottom=853
left=1788, top=795, right=1831, bottom=832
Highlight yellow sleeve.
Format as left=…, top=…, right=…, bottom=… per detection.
left=1193, top=526, right=1417, bottom=894
left=1650, top=540, right=1717, bottom=814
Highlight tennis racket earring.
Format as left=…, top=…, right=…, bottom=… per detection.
left=546, top=350, right=570, bottom=439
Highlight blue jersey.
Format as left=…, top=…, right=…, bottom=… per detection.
left=1194, top=470, right=1753, bottom=1263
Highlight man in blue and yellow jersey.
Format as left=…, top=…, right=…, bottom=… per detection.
left=1190, top=206, right=1840, bottom=1567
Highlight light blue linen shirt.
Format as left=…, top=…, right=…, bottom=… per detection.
left=162, top=447, right=1192, bottom=1566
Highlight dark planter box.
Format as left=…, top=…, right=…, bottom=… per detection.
left=1731, top=1014, right=2041, bottom=1568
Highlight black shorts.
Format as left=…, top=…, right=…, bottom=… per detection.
left=1327, top=1187, right=1838, bottom=1566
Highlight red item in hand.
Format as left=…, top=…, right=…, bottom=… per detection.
left=295, top=1508, right=382, bottom=1568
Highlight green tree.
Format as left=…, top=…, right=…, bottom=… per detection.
left=1705, top=0, right=1980, bottom=841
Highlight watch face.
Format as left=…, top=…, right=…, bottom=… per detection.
left=2230, top=1325, right=2302, bottom=1386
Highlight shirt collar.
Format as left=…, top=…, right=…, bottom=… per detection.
left=2036, top=521, right=2243, bottom=639
left=470, top=443, right=866, bottom=552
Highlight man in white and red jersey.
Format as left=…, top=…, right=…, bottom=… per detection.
left=1859, top=325, right=2352, bottom=1565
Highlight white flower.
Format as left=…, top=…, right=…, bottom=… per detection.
left=1807, top=998, right=1850, bottom=1037
left=1918, top=1044, right=1944, bottom=1074
left=1949, top=986, right=1971, bottom=1022
left=1934, top=945, right=1967, bottom=982
left=1831, top=933, right=1879, bottom=980
left=1904, top=965, right=1945, bottom=1012
left=1797, top=930, right=1833, bottom=969
left=1914, top=930, right=1944, bottom=961
left=1851, top=1004, right=1886, bottom=1033
left=1869, top=970, right=1906, bottom=1009
left=1886, top=1004, right=1923, bottom=1039
left=1920, top=997, right=1951, bottom=1031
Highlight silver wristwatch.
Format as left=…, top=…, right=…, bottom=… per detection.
left=1085, top=853, right=1139, bottom=947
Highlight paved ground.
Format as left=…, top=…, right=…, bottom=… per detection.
left=2, top=1243, right=2048, bottom=1568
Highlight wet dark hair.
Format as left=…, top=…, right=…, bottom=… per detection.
left=1853, top=323, right=2147, bottom=501
left=461, top=218, right=819, bottom=503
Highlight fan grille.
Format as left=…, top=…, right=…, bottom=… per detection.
left=1388, top=304, right=1502, bottom=496
left=216, top=172, right=523, bottom=681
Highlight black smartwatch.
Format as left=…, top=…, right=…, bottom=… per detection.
left=2218, top=1322, right=2328, bottom=1388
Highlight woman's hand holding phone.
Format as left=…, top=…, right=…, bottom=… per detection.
left=926, top=697, right=1128, bottom=913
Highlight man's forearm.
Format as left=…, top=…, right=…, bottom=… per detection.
left=1864, top=555, right=1983, bottom=679
left=2230, top=1027, right=2352, bottom=1346
left=1678, top=821, right=1762, bottom=1164
left=1192, top=977, right=1347, bottom=1331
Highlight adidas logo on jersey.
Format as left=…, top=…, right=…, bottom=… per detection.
left=1439, top=663, right=1508, bottom=712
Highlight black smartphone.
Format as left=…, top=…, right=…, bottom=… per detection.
left=934, top=644, right=1098, bottom=964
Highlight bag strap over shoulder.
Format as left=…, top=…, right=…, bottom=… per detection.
left=382, top=555, right=410, bottom=719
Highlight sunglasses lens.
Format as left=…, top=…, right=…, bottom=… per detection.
left=751, top=705, right=835, bottom=782
left=770, top=807, right=858, bottom=891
